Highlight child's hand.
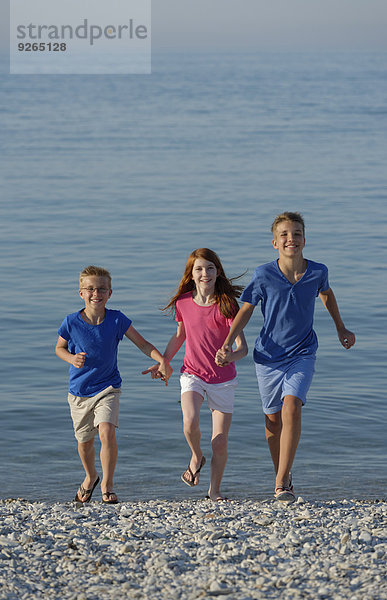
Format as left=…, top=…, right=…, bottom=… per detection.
left=142, top=364, right=161, bottom=379
left=338, top=327, right=356, bottom=349
left=142, top=361, right=173, bottom=386
left=158, top=359, right=173, bottom=386
left=215, top=345, right=232, bottom=367
left=71, top=352, right=87, bottom=368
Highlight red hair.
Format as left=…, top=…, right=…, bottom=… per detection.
left=163, top=248, right=243, bottom=319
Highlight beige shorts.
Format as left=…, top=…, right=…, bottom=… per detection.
left=180, top=373, right=237, bottom=414
left=68, top=385, right=121, bottom=443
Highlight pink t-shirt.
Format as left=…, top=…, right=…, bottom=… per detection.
left=175, top=292, right=237, bottom=384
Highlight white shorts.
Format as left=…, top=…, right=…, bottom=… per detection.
left=180, top=373, right=237, bottom=414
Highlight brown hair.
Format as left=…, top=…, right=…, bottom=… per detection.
left=79, top=265, right=112, bottom=288
left=163, top=248, right=243, bottom=319
left=271, top=212, right=305, bottom=236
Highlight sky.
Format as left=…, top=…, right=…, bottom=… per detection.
left=2, top=0, right=387, bottom=54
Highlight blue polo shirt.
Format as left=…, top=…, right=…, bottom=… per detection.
left=241, top=259, right=329, bottom=364
left=58, top=308, right=132, bottom=396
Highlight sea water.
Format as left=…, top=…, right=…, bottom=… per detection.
left=0, top=51, right=386, bottom=501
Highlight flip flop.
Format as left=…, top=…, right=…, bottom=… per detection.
left=102, top=491, right=118, bottom=504
left=274, top=487, right=295, bottom=503
left=74, top=476, right=100, bottom=503
left=274, top=473, right=295, bottom=503
left=181, top=456, right=206, bottom=487
left=205, top=495, right=230, bottom=502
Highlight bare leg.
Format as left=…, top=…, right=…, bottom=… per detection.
left=265, top=395, right=302, bottom=489
left=77, top=438, right=99, bottom=500
left=208, top=410, right=232, bottom=501
left=275, top=395, right=302, bottom=488
left=181, top=391, right=204, bottom=485
left=265, top=411, right=282, bottom=475
left=98, top=422, right=118, bottom=497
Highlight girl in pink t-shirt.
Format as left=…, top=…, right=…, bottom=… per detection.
left=145, top=248, right=247, bottom=501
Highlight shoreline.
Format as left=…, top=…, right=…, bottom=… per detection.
left=1, top=497, right=386, bottom=599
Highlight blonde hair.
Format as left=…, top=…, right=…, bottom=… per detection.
left=271, top=212, right=305, bottom=236
left=79, top=265, right=112, bottom=288
left=163, top=248, right=243, bottom=319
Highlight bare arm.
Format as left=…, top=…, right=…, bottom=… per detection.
left=55, top=336, right=86, bottom=368
left=142, top=321, right=186, bottom=380
left=221, top=302, right=255, bottom=351
left=215, top=330, right=248, bottom=367
left=125, top=325, right=173, bottom=385
left=230, top=331, right=248, bottom=362
left=163, top=321, right=186, bottom=362
left=319, top=288, right=355, bottom=349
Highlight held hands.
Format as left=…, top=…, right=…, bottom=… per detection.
left=337, top=327, right=356, bottom=349
left=215, top=344, right=233, bottom=367
left=142, top=360, right=173, bottom=386
left=71, top=352, right=87, bottom=368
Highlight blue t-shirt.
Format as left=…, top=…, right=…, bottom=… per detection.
left=241, top=259, right=329, bottom=365
left=58, top=308, right=132, bottom=397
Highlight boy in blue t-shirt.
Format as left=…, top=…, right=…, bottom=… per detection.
left=56, top=265, right=171, bottom=504
left=217, top=212, right=355, bottom=502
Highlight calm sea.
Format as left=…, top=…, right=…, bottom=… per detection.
left=0, top=51, right=386, bottom=502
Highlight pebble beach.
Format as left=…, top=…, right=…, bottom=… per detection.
left=1, top=496, right=386, bottom=600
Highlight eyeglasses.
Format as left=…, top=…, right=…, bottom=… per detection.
left=81, top=287, right=110, bottom=294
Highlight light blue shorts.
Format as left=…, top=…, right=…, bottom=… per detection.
left=255, top=356, right=316, bottom=415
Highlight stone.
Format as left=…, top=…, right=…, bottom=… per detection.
left=0, top=498, right=385, bottom=600
left=358, top=531, right=372, bottom=544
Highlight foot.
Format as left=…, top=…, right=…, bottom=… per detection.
left=102, top=491, right=118, bottom=504
left=274, top=487, right=295, bottom=502
left=206, top=493, right=230, bottom=502
left=274, top=473, right=295, bottom=503
left=181, top=456, right=206, bottom=487
left=74, top=476, right=100, bottom=503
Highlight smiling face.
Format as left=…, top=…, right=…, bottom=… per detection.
left=272, top=220, right=305, bottom=258
left=191, top=258, right=218, bottom=292
left=79, top=275, right=112, bottom=312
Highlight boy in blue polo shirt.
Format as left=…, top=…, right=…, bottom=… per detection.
left=56, top=265, right=171, bottom=504
left=217, top=212, right=355, bottom=502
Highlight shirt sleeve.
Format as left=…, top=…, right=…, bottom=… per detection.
left=318, top=264, right=330, bottom=294
left=240, top=270, right=263, bottom=306
left=57, top=316, right=70, bottom=340
left=117, top=311, right=132, bottom=339
left=175, top=301, right=182, bottom=323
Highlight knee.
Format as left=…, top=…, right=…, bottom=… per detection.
left=78, top=438, right=94, bottom=454
left=282, top=396, right=302, bottom=420
left=183, top=416, right=200, bottom=436
left=98, top=423, right=116, bottom=444
left=265, top=413, right=282, bottom=435
left=211, top=433, right=228, bottom=456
